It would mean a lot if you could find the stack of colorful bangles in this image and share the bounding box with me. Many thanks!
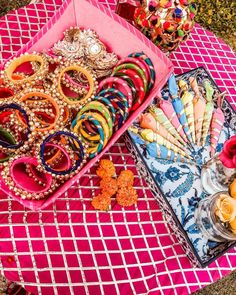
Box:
[0,45,155,200]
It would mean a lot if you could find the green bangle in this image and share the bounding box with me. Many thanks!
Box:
[77,101,113,138]
[113,63,148,93]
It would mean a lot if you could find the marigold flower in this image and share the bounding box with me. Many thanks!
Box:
[96,159,116,178]
[100,177,118,196]
[117,170,134,188]
[116,186,138,207]
[91,193,111,211]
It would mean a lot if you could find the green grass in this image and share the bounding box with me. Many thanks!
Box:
[0,0,30,17]
[195,0,236,50]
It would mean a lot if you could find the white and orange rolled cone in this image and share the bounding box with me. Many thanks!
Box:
[138,113,188,151]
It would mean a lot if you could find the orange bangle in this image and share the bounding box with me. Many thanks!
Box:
[19,91,61,132]
[4,54,48,86]
[57,65,97,107]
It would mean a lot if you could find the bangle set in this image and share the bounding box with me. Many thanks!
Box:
[0,27,155,200]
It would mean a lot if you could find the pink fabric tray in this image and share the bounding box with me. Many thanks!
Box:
[0,0,173,211]
[0,1,236,295]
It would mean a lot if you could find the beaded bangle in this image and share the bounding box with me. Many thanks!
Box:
[57,65,97,107]
[0,102,34,152]
[98,77,132,109]
[44,143,72,172]
[128,52,155,92]
[0,127,16,147]
[64,73,90,92]
[19,91,61,132]
[77,101,113,138]
[1,155,57,200]
[3,53,48,87]
[113,63,148,93]
[39,130,86,177]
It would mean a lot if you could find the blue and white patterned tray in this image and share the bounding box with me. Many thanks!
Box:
[125,67,236,267]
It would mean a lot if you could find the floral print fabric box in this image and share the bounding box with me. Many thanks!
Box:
[125,67,236,267]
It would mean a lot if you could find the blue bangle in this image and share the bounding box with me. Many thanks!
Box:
[72,114,105,159]
[39,130,85,176]
[93,96,116,124]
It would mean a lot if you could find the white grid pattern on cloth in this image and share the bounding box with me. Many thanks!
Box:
[0,0,235,294]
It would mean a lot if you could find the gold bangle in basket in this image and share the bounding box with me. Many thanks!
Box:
[57,65,97,107]
[4,53,48,86]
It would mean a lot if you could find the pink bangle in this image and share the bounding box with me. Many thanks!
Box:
[114,68,145,111]
[98,77,133,109]
[64,73,90,91]
[10,156,53,194]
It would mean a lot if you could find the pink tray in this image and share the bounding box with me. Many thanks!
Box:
[0,0,173,211]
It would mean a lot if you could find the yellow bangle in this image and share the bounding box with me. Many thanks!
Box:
[57,65,97,107]
[73,112,110,154]
[4,54,48,86]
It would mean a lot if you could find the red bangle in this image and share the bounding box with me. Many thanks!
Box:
[114,68,145,111]
[98,77,133,109]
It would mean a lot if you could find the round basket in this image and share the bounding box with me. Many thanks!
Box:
[134,0,197,53]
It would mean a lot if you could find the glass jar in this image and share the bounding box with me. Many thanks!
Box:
[195,192,236,242]
[201,154,236,195]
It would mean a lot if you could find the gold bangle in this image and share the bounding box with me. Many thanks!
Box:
[57,65,97,107]
[4,53,48,86]
[19,91,61,132]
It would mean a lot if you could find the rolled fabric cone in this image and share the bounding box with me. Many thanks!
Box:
[146,142,194,164]
[200,80,215,146]
[203,79,214,102]
[200,101,214,146]
[138,113,189,152]
[168,74,193,144]
[158,99,189,143]
[149,105,186,147]
[189,77,206,145]
[140,128,192,159]
[210,106,225,157]
[179,80,195,144]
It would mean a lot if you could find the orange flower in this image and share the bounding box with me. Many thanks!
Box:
[91,193,111,211]
[100,177,118,196]
[116,186,138,207]
[96,159,116,179]
[117,170,134,188]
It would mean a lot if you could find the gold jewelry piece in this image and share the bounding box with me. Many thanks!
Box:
[52,27,118,79]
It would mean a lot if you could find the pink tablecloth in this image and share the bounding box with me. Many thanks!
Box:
[0,1,236,294]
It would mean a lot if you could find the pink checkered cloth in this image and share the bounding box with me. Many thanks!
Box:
[0,1,236,295]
